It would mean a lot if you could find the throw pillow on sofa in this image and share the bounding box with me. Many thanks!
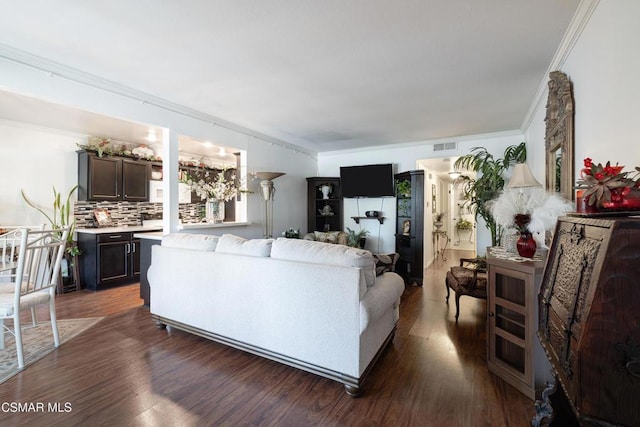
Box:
[271,237,376,287]
[313,230,341,243]
[372,253,400,276]
[162,233,219,251]
[215,234,273,257]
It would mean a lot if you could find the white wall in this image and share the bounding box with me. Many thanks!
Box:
[524,1,640,192]
[318,132,524,255]
[0,122,83,225]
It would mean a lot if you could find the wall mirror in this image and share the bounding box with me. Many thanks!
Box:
[545,71,575,201]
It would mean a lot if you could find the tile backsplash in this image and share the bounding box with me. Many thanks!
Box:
[74,201,205,228]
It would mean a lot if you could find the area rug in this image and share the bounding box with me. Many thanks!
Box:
[0,317,104,384]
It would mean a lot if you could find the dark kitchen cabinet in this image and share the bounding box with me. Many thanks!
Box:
[139,237,161,306]
[78,232,140,291]
[78,150,150,202]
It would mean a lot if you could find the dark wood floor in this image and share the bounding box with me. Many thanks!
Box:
[0,250,534,426]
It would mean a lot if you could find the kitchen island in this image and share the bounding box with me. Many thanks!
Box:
[76,226,161,291]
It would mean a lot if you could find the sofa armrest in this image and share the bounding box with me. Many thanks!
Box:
[359,272,404,333]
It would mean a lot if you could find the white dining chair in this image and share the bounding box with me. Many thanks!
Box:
[0,227,69,369]
[0,224,46,294]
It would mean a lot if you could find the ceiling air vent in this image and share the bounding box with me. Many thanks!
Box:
[433,142,457,152]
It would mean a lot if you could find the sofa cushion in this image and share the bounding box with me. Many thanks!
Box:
[162,233,219,251]
[271,238,376,286]
[215,234,273,257]
[372,253,400,276]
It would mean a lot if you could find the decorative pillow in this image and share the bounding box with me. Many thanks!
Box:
[271,238,376,286]
[373,253,400,276]
[162,233,219,251]
[215,234,273,257]
[313,231,341,243]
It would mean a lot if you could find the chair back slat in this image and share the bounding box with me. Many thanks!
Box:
[1,229,23,263]
[12,227,69,299]
[1,225,46,283]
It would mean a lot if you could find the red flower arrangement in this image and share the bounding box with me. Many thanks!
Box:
[577,158,640,210]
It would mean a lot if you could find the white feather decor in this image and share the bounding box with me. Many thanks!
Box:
[489,188,573,247]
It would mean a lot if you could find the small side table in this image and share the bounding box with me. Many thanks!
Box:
[432,230,448,261]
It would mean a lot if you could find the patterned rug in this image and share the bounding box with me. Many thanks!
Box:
[0,317,104,384]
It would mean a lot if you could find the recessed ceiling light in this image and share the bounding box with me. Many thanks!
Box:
[218,148,226,156]
[448,171,461,179]
[202,141,214,148]
[147,129,157,142]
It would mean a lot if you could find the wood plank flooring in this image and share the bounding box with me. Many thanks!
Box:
[0,250,534,426]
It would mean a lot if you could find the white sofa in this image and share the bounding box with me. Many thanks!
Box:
[147,233,405,396]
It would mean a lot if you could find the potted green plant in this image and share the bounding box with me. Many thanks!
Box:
[456,218,473,230]
[433,212,446,229]
[395,179,411,216]
[395,179,411,198]
[453,142,527,246]
[346,227,370,248]
[21,185,82,290]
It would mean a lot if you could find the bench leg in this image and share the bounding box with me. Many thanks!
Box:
[445,280,451,302]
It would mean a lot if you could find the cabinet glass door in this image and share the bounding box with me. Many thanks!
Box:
[489,268,528,377]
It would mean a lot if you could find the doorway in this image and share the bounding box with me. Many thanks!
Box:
[416,157,477,268]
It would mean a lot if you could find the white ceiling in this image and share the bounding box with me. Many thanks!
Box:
[0,0,579,153]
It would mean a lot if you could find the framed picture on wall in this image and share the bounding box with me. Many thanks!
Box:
[432,184,437,213]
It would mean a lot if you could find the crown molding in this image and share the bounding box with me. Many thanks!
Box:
[520,0,600,131]
[318,129,523,157]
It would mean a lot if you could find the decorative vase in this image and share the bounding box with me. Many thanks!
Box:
[434,221,443,230]
[514,213,536,258]
[517,231,537,258]
[205,199,225,223]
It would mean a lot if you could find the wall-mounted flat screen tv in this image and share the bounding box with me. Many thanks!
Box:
[340,163,395,198]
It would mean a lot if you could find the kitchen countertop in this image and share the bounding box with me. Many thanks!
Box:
[178,221,250,230]
[76,225,162,234]
[133,231,163,240]
[77,221,250,235]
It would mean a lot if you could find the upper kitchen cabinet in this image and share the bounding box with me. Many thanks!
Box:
[78,150,150,202]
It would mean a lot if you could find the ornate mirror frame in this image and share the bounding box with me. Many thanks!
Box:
[545,71,575,201]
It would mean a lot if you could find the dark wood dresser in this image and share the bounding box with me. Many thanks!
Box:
[538,215,640,426]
